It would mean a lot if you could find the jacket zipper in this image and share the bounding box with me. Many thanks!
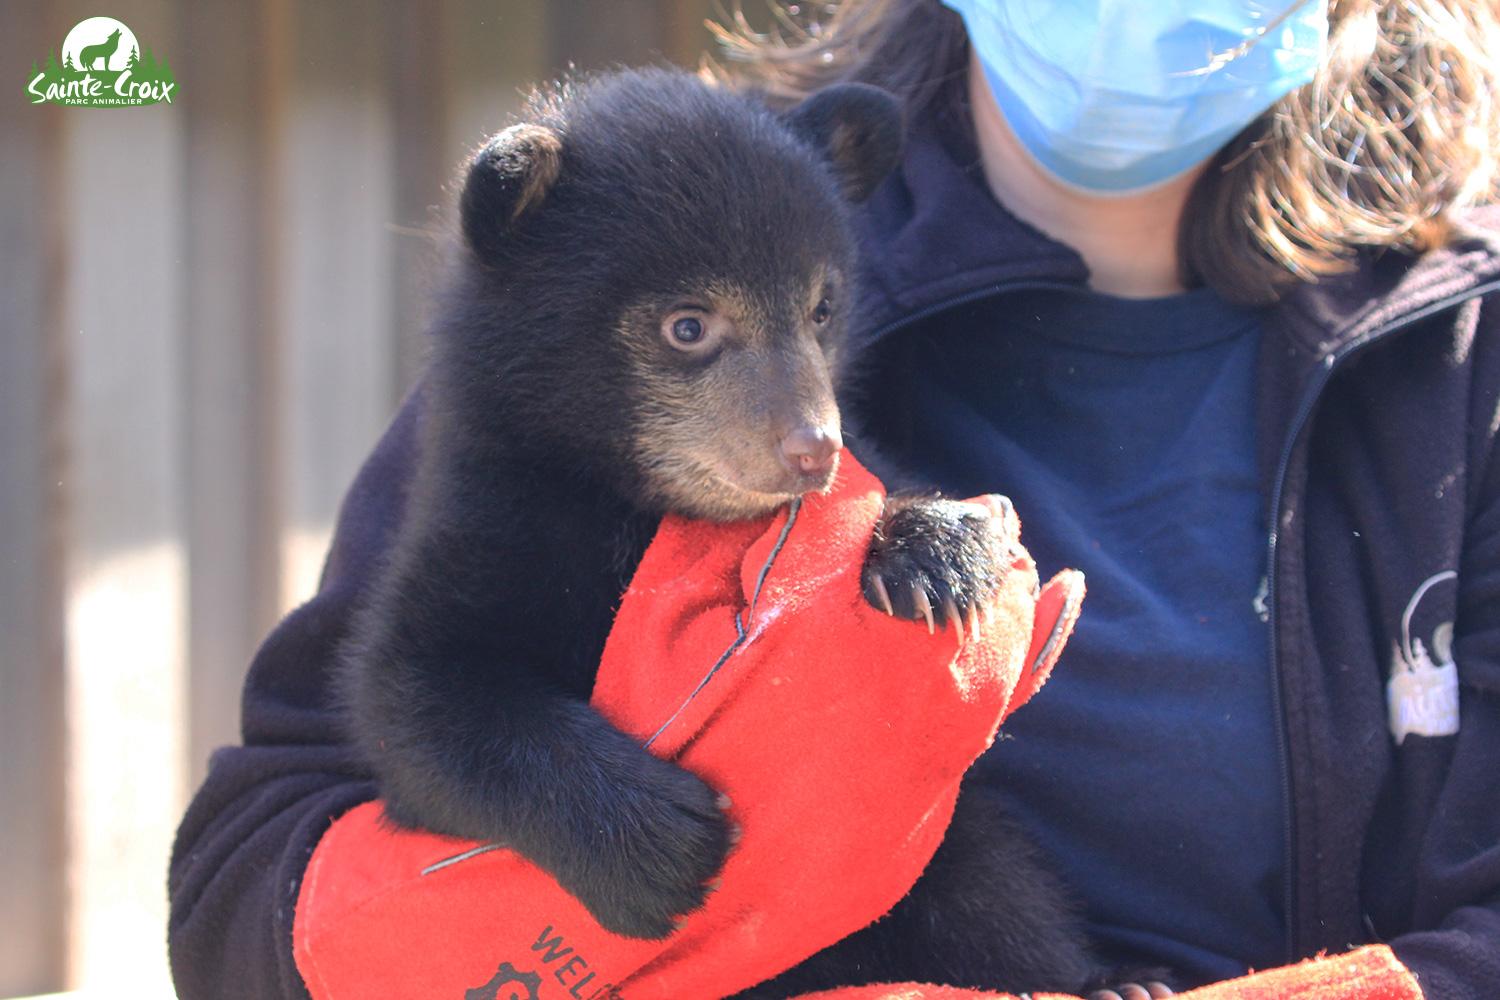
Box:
[1264,276,1500,961]
[866,275,1500,966]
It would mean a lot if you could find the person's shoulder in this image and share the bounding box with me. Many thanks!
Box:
[1447,205,1500,324]
[1440,207,1500,400]
[1405,204,1500,316]
[1447,202,1500,251]
[1454,201,1500,227]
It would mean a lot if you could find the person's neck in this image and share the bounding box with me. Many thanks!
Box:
[966,51,1204,299]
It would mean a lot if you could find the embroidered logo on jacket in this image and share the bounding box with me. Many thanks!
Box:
[1387,570,1460,744]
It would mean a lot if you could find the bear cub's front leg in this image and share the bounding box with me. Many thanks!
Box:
[360,645,734,941]
[516,704,734,940]
[862,494,1015,634]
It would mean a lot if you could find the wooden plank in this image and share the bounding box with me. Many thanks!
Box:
[442,0,549,154]
[541,0,716,72]
[177,0,290,791]
[661,0,716,69]
[546,0,663,70]
[56,0,186,990]
[0,4,71,992]
[274,1,399,609]
[385,0,451,400]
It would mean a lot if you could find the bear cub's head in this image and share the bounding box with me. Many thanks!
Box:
[446,68,902,521]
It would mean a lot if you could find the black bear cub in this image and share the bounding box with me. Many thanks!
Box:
[341,68,1108,996]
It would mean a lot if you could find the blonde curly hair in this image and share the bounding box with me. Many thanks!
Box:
[706,0,1500,305]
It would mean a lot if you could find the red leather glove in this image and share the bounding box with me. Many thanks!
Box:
[791,944,1422,1000]
[293,453,1084,1000]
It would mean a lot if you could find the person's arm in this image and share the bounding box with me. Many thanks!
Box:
[784,946,1420,999]
[1380,308,1500,999]
[285,449,1084,1000]
[167,388,424,1000]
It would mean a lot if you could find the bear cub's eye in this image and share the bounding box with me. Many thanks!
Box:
[661,307,723,354]
[812,298,832,325]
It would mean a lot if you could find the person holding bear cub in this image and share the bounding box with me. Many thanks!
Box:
[169,1,1500,998]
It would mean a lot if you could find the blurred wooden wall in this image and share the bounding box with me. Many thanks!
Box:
[0,1,721,994]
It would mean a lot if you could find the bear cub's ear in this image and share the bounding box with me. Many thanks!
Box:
[783,83,903,203]
[460,123,564,260]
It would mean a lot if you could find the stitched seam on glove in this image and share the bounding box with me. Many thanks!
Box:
[645,496,802,751]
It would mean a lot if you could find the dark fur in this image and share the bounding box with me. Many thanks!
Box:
[340,67,1113,994]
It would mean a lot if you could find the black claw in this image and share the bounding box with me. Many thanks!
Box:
[861,495,1011,630]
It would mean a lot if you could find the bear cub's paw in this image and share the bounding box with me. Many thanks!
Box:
[559,748,733,939]
[1084,968,1179,1000]
[861,494,1015,638]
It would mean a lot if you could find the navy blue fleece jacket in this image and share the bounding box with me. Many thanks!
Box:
[167,117,1500,999]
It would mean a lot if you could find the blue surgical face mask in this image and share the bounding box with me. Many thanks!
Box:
[942,0,1329,194]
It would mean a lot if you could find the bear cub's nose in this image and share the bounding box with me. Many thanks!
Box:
[780,424,843,478]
